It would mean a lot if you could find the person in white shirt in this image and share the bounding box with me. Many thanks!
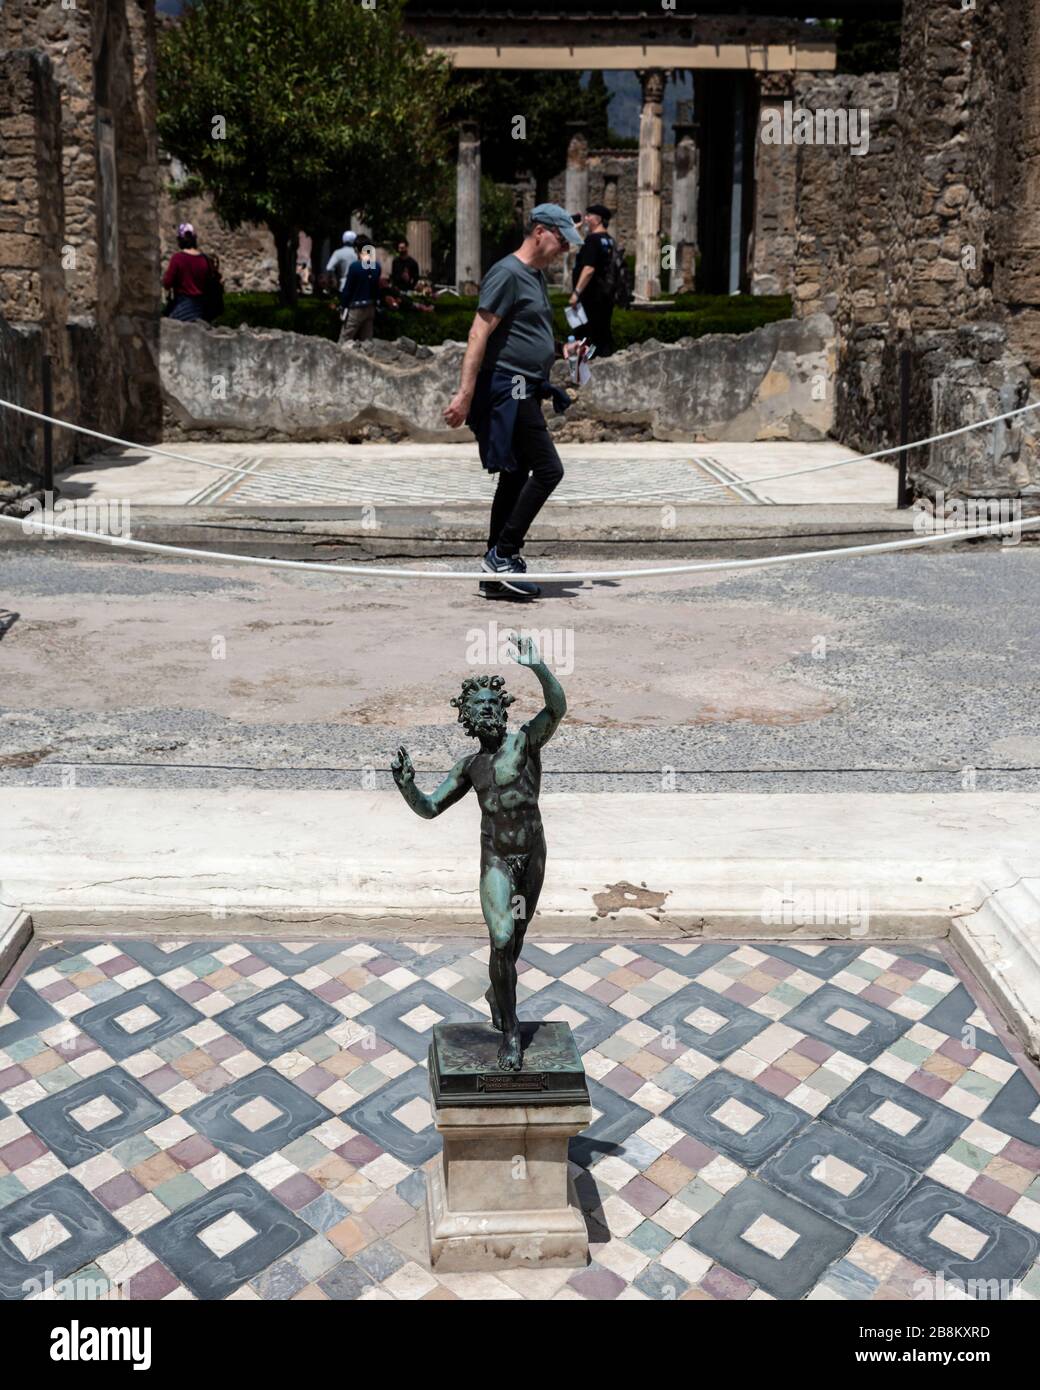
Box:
[326,231,358,292]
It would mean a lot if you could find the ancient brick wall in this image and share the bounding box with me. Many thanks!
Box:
[1,0,162,451]
[159,154,279,294]
[0,48,75,492]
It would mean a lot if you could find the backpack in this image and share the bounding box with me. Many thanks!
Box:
[200,253,225,322]
[601,239,633,308]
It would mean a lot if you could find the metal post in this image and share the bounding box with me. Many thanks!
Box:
[41,353,54,493]
[897,347,912,508]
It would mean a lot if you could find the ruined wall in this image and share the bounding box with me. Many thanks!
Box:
[159,154,278,294]
[750,74,798,297]
[0,48,75,495]
[0,0,162,451]
[878,0,1040,495]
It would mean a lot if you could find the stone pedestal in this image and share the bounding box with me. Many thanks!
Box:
[426,1099,592,1272]
[406,217,432,279]
[425,1021,592,1272]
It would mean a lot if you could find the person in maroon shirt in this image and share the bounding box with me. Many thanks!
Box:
[162,223,214,322]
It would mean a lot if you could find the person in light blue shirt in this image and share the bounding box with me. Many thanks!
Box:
[326,230,358,292]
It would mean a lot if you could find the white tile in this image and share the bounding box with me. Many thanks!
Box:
[399,1004,443,1033]
[231,1097,283,1133]
[11,1214,71,1260]
[114,1005,161,1035]
[197,1211,257,1258]
[929,1214,988,1259]
[871,1099,921,1136]
[711,1098,763,1136]
[742,1213,800,1259]
[69,1095,122,1133]
[257,1004,303,1034]
[826,1008,870,1036]
[811,1154,865,1197]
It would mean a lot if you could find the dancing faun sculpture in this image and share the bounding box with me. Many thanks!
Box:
[391,634,565,1072]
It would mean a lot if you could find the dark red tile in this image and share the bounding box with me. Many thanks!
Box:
[126,1261,180,1300]
[587,979,624,1005]
[568,1264,626,1300]
[967,1174,1019,1215]
[313,979,349,1004]
[98,954,137,978]
[860,985,898,1008]
[167,1134,220,1169]
[38,980,76,1003]
[905,1070,950,1100]
[272,1172,323,1210]
[938,1037,978,1065]
[0,1132,49,1168]
[294,1065,334,1097]
[628,957,663,980]
[701,1263,754,1299]
[668,1135,718,1170]
[759,957,795,980]
[599,1064,643,1099]
[0,1064,30,1092]
[206,1034,246,1061]
[619,1175,669,1216]
[1003,1138,1040,1173]
[724,983,759,1006]
[754,1065,800,1098]
[94,1172,147,1211]
[794,1037,834,1063]
[337,1134,382,1165]
[177,980,212,1003]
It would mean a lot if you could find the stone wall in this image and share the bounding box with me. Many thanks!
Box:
[0,0,162,459]
[159,314,834,444]
[0,48,74,491]
[159,154,278,294]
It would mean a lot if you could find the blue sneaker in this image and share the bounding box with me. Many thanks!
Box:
[480,547,541,599]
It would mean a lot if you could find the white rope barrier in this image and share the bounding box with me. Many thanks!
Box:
[0,505,1034,583]
[2,395,1038,504]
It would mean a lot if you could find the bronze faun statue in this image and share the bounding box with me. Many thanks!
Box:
[391,634,565,1072]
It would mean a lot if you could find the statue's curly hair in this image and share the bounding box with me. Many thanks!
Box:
[450,674,514,736]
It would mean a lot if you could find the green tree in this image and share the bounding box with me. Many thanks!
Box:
[157,0,454,302]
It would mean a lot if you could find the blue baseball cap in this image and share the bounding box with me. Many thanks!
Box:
[531,203,584,247]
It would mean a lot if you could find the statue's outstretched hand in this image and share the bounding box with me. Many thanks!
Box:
[391,745,414,786]
[509,631,541,667]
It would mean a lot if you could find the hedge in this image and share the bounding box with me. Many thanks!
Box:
[214,291,793,350]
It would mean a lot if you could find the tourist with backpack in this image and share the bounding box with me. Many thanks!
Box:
[161,222,223,323]
[569,204,623,358]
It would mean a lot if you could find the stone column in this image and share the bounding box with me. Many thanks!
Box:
[564,125,589,216]
[750,73,797,296]
[455,119,481,294]
[670,99,699,293]
[406,217,432,279]
[635,68,666,301]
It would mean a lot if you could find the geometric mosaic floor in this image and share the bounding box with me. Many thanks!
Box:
[2,937,1039,1301]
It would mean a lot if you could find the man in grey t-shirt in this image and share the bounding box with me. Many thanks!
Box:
[444,204,584,599]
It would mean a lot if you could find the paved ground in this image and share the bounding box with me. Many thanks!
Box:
[1,934,1038,1302]
[55,442,896,508]
[0,544,1038,793]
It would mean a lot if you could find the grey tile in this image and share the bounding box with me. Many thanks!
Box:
[759,1121,917,1233]
[353,1239,405,1282]
[757,945,867,979]
[112,940,219,975]
[21,1067,172,1169]
[0,981,62,1050]
[76,980,204,1061]
[684,1175,856,1299]
[632,1261,689,1300]
[140,1174,312,1300]
[642,981,770,1060]
[629,943,737,977]
[980,1071,1040,1150]
[247,942,347,976]
[570,1077,653,1170]
[183,1067,333,1167]
[876,1179,1040,1287]
[664,1072,808,1168]
[517,980,627,1053]
[823,1071,970,1168]
[318,1258,375,1300]
[779,985,911,1062]
[355,980,482,1063]
[0,1175,127,1301]
[920,984,1012,1060]
[342,1066,440,1165]
[215,980,340,1061]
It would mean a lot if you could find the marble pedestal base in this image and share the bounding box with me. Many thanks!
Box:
[426,1100,593,1272]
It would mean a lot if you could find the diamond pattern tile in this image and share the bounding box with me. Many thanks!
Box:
[1,936,1038,1301]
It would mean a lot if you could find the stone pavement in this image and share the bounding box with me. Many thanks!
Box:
[1,934,1039,1301]
[56,441,896,508]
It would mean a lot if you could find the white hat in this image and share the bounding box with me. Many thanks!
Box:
[343,231,358,244]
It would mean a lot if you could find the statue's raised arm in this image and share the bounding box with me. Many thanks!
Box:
[509,632,566,750]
